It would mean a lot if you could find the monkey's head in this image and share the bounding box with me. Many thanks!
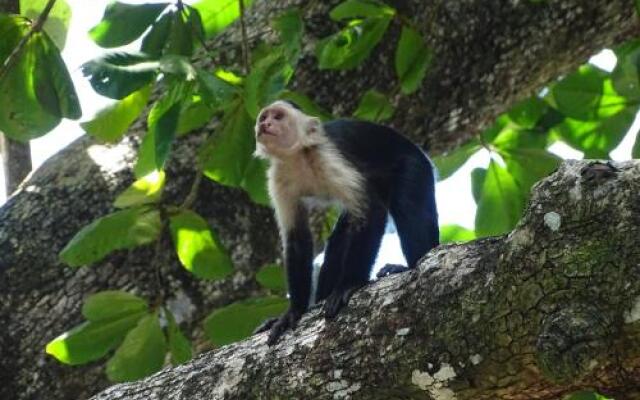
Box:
[254,100,324,159]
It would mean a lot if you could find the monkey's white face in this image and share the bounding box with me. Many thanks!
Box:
[255,101,306,158]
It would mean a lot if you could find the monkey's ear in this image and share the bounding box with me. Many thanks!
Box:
[306,117,322,135]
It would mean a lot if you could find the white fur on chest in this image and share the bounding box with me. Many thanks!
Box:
[268,142,365,233]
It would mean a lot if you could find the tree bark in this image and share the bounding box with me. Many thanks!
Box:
[0,0,33,197]
[0,1,638,399]
[91,160,640,400]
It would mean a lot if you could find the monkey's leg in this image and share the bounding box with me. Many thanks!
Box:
[316,211,351,303]
[324,203,387,319]
[390,157,439,268]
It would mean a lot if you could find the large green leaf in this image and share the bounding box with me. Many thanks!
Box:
[329,0,395,20]
[90,2,169,48]
[176,96,215,135]
[20,0,72,49]
[395,26,432,94]
[82,52,158,99]
[353,89,394,122]
[612,44,640,101]
[244,51,291,119]
[59,207,162,267]
[545,65,627,121]
[272,8,303,63]
[82,291,148,321]
[165,308,192,365]
[200,99,255,186]
[440,225,476,244]
[475,160,526,237]
[470,167,487,204]
[432,139,481,181]
[106,313,167,382]
[279,90,333,121]
[204,296,289,346]
[316,16,391,70]
[192,0,254,38]
[46,311,145,365]
[550,107,638,158]
[149,96,182,170]
[255,264,286,294]
[134,130,157,179]
[507,97,550,129]
[169,210,233,280]
[81,85,151,142]
[196,69,238,110]
[499,147,560,193]
[114,170,166,209]
[239,157,269,205]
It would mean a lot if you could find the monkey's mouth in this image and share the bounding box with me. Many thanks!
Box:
[258,129,276,137]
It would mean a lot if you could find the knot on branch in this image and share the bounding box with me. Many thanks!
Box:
[536,303,616,383]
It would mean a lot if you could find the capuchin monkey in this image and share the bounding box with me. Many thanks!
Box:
[254,100,439,345]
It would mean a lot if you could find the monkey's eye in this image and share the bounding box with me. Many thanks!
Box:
[274,112,284,120]
[259,114,266,122]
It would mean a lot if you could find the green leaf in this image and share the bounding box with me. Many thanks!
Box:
[165,9,193,57]
[177,96,215,135]
[89,2,169,48]
[470,167,486,204]
[256,264,286,293]
[46,311,145,365]
[60,207,162,267]
[507,97,549,129]
[395,26,432,94]
[545,65,627,121]
[432,139,481,181]
[20,0,72,49]
[272,8,303,62]
[169,210,233,280]
[329,0,395,20]
[440,225,476,244]
[612,44,640,101]
[133,130,157,179]
[114,170,166,208]
[204,296,289,346]
[633,129,640,159]
[196,69,238,110]
[316,16,391,70]
[499,148,560,193]
[82,52,158,99]
[192,0,255,38]
[279,90,333,121]
[106,313,167,382]
[149,98,182,170]
[244,51,291,119]
[82,291,148,321]
[550,107,638,158]
[81,85,151,142]
[200,99,255,186]
[353,89,394,122]
[475,160,526,237]
[140,11,173,57]
[240,157,270,205]
[165,308,192,365]
[565,391,599,400]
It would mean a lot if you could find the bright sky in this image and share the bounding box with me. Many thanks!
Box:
[0,4,635,272]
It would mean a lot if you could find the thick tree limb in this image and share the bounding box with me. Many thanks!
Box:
[0,0,638,399]
[92,160,640,400]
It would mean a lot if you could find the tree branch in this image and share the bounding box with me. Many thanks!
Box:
[91,160,640,400]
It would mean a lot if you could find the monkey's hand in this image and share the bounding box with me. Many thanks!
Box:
[324,285,364,319]
[255,308,303,346]
[376,263,410,278]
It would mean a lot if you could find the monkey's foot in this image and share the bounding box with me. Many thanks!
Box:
[324,285,363,319]
[376,263,409,278]
[256,308,303,346]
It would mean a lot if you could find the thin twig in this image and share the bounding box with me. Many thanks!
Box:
[180,171,203,210]
[0,0,57,81]
[238,0,250,74]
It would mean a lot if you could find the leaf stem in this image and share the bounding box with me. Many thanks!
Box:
[0,0,57,81]
[238,0,250,74]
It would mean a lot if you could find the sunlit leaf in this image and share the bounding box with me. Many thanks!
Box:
[500,147,560,192]
[114,170,166,209]
[475,160,526,237]
[59,207,162,267]
[329,0,395,20]
[169,210,233,280]
[432,139,481,181]
[81,85,151,142]
[177,96,215,135]
[192,0,254,38]
[440,225,476,244]
[82,52,158,99]
[316,16,391,70]
[82,291,148,321]
[256,264,286,294]
[165,308,192,365]
[20,0,72,49]
[507,97,550,129]
[204,296,289,346]
[196,69,238,110]
[353,89,394,122]
[106,313,167,382]
[89,2,169,48]
[395,26,432,94]
[46,311,145,365]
